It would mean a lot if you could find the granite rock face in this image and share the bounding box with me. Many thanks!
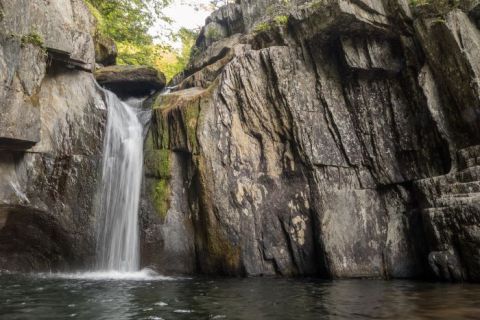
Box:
[95,65,166,98]
[143,0,480,281]
[0,0,107,271]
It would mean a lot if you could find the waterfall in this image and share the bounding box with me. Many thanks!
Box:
[94,90,150,272]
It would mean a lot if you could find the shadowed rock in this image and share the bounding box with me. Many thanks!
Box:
[95,65,166,97]
[94,34,117,66]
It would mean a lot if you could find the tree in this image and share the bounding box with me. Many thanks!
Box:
[86,0,172,66]
[85,0,201,80]
[154,28,198,80]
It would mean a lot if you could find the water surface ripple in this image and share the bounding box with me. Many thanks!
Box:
[1,274,479,320]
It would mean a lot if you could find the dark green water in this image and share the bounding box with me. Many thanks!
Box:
[1,272,480,320]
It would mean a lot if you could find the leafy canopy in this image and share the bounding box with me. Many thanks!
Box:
[85,0,197,80]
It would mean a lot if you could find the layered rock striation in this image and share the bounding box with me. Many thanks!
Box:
[143,0,480,281]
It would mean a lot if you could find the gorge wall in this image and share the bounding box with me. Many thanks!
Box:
[1,0,480,283]
[0,0,108,271]
[142,0,480,281]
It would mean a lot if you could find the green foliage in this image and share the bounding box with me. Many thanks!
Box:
[85,0,197,80]
[154,28,198,80]
[85,0,170,45]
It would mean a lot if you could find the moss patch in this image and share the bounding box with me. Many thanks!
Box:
[152,149,171,219]
[157,149,171,178]
[182,100,200,153]
[154,85,217,154]
[207,229,241,273]
[153,179,170,219]
[274,15,289,26]
[253,15,290,34]
[20,32,44,48]
[253,22,272,33]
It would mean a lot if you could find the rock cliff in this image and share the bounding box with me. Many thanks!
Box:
[2,0,480,282]
[0,0,107,271]
[143,0,480,281]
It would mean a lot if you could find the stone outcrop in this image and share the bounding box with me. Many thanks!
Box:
[0,0,107,271]
[143,0,480,281]
[94,34,117,66]
[95,65,166,98]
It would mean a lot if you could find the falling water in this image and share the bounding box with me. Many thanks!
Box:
[94,90,150,272]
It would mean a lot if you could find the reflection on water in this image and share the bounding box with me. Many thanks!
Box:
[1,273,480,320]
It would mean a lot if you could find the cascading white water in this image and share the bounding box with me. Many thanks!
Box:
[94,90,149,272]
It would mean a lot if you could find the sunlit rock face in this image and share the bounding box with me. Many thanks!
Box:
[145,0,480,281]
[0,0,107,271]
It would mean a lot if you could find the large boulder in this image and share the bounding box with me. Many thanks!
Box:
[95,65,166,97]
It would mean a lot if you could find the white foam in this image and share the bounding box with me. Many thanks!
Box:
[174,309,194,313]
[36,268,178,281]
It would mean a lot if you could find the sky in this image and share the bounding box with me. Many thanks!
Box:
[151,0,213,48]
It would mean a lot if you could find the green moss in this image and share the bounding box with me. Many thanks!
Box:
[253,22,272,33]
[253,15,289,34]
[152,149,171,219]
[207,229,241,273]
[150,108,170,149]
[157,149,170,178]
[160,117,170,149]
[274,15,289,26]
[183,100,200,153]
[153,179,170,219]
[20,32,44,48]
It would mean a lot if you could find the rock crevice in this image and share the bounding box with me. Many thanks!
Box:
[142,0,480,281]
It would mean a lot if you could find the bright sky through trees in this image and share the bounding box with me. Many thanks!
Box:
[86,0,220,79]
[154,0,212,48]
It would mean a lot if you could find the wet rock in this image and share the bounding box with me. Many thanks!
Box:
[143,0,480,282]
[95,65,166,97]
